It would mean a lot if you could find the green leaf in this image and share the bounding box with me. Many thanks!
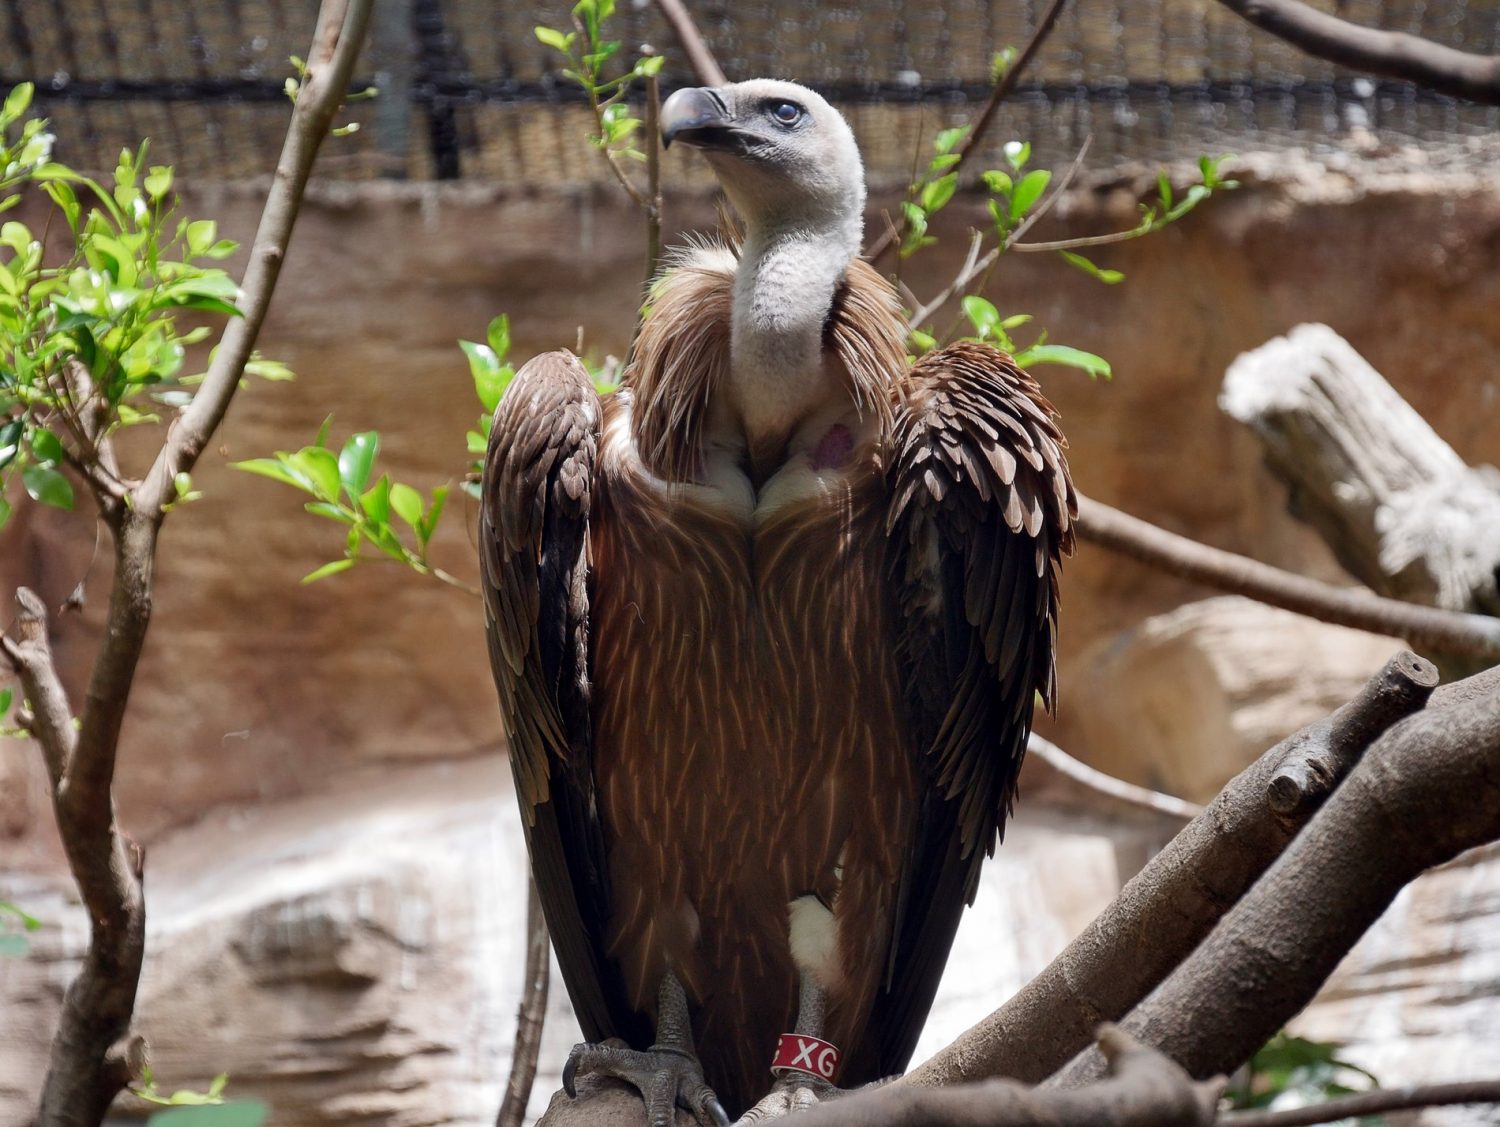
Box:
[144,165,173,202]
[0,418,23,469]
[960,295,1001,341]
[0,900,39,929]
[360,476,391,524]
[418,484,449,546]
[185,220,217,257]
[534,26,575,52]
[1059,250,1124,284]
[30,428,65,466]
[933,127,967,155]
[389,482,423,527]
[288,447,341,502]
[485,313,511,361]
[1,83,34,127]
[302,559,356,584]
[907,329,936,355]
[338,431,379,495]
[634,54,665,77]
[146,1101,268,1127]
[1017,343,1112,380]
[1157,171,1173,210]
[0,689,10,716]
[919,172,958,214]
[314,415,334,449]
[22,464,73,509]
[1009,168,1051,220]
[1003,140,1030,171]
[462,340,511,413]
[230,458,307,491]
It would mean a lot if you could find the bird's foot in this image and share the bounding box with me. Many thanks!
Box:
[733,1073,849,1124]
[564,1039,730,1127]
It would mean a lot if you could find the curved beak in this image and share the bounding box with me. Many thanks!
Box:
[661,86,736,149]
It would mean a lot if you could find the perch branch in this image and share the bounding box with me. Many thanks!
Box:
[1049,674,1500,1087]
[497,877,551,1127]
[791,1027,1219,1127]
[1,588,77,788]
[651,0,726,86]
[33,4,375,1123]
[1212,0,1500,104]
[867,0,1071,264]
[903,651,1436,1088]
[1076,494,1500,659]
[1220,1080,1500,1127]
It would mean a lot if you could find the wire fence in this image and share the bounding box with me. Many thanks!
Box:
[3,0,1498,186]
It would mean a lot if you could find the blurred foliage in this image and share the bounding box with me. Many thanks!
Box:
[1225,1032,1386,1126]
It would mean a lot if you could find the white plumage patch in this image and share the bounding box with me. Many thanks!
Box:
[787,895,842,989]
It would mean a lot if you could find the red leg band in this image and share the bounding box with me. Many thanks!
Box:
[771,1033,840,1081]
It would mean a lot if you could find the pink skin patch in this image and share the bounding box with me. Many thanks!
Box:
[809,424,853,471]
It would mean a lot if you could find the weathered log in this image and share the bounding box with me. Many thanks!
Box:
[1220,323,1500,674]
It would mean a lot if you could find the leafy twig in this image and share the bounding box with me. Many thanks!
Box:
[1220,1079,1500,1127]
[866,0,1072,264]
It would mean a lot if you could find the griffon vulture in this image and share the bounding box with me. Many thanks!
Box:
[481,79,1075,1123]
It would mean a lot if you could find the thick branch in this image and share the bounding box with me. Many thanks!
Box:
[651,0,726,86]
[497,877,551,1127]
[1213,0,1500,104]
[136,0,375,519]
[1050,676,1500,1087]
[794,1028,1219,1127]
[903,651,1435,1088]
[34,5,374,1123]
[1076,494,1500,659]
[1220,1080,1500,1127]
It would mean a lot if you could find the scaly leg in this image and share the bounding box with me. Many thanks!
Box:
[735,975,851,1124]
[563,972,730,1127]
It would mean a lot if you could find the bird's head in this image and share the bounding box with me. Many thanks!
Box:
[661,79,865,249]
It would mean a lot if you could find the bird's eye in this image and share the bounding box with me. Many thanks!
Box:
[770,102,803,126]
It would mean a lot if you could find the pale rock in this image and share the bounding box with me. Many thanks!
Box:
[1066,595,1402,803]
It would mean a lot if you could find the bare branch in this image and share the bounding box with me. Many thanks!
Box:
[1,587,77,789]
[793,1027,1220,1127]
[1050,676,1500,1087]
[1076,494,1500,660]
[1213,0,1500,104]
[497,877,551,1127]
[136,0,375,519]
[643,54,665,286]
[866,0,1071,265]
[1220,1080,1500,1127]
[651,0,727,86]
[903,652,1436,1089]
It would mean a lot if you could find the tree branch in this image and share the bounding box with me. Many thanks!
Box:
[33,4,375,1123]
[497,877,551,1127]
[1049,674,1500,1087]
[790,1027,1220,1127]
[1212,0,1500,105]
[867,0,1071,265]
[1220,1079,1500,1127]
[1,587,77,789]
[903,651,1436,1089]
[1076,494,1500,660]
[651,0,726,87]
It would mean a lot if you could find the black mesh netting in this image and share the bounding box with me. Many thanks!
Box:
[3,0,1498,185]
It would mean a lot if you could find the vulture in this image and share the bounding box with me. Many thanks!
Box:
[481,79,1075,1123]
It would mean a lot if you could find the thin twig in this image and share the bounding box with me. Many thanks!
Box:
[866,0,1072,265]
[907,137,1091,329]
[497,877,551,1127]
[651,0,727,86]
[1213,0,1500,104]
[643,52,664,284]
[1076,493,1500,659]
[1220,1080,1500,1127]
